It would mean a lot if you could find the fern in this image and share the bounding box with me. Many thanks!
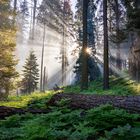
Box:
[0,105,140,140]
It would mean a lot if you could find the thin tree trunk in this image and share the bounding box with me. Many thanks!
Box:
[14,0,17,12]
[81,0,89,90]
[62,0,68,86]
[29,7,33,39]
[13,0,17,24]
[108,0,112,33]
[40,23,46,92]
[114,0,121,70]
[5,86,9,99]
[62,0,66,86]
[103,0,109,89]
[32,0,37,40]
[43,66,46,92]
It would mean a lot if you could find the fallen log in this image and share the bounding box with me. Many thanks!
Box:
[47,93,140,113]
[0,106,49,119]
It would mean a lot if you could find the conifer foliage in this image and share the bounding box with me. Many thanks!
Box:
[0,0,18,99]
[21,51,39,94]
[74,0,100,85]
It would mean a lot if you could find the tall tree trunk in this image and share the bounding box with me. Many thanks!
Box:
[32,0,37,40]
[103,0,109,89]
[14,0,17,12]
[43,66,46,92]
[4,86,9,100]
[81,0,89,90]
[13,0,17,24]
[62,0,66,86]
[114,0,121,70]
[108,0,112,33]
[135,0,140,9]
[40,23,46,92]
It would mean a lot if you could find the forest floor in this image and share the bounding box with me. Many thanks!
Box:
[1,77,140,139]
[1,92,140,119]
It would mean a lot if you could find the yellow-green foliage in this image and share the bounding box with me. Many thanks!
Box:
[0,91,55,108]
[0,0,18,99]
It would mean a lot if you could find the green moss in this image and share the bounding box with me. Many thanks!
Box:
[0,91,55,108]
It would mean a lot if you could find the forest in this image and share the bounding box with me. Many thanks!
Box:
[0,0,140,139]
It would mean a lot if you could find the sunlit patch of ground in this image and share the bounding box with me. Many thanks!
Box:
[0,91,56,108]
[63,77,140,96]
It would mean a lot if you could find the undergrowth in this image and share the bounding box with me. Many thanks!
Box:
[1,76,139,109]
[1,77,140,139]
[64,77,140,95]
[0,104,140,140]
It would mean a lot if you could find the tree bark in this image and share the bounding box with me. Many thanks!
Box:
[14,0,17,12]
[48,93,140,113]
[40,23,46,92]
[81,0,89,90]
[62,0,67,86]
[0,106,49,119]
[13,0,17,24]
[114,0,121,70]
[32,0,37,40]
[43,66,46,92]
[103,0,109,89]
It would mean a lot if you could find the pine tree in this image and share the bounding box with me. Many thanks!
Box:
[0,0,18,99]
[21,51,39,94]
